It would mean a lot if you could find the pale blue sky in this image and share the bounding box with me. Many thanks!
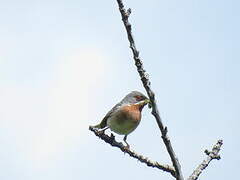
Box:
[0,0,239,180]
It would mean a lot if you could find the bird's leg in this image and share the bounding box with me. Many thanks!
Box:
[123,135,130,149]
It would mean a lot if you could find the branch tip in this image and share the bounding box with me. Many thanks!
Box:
[127,8,131,16]
[204,149,210,155]
[188,139,223,180]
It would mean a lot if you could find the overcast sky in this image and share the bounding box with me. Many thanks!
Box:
[0,0,239,180]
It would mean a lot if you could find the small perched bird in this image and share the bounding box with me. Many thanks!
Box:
[92,91,150,148]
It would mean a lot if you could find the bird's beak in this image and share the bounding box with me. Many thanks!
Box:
[144,99,150,104]
[144,98,152,108]
[138,99,150,106]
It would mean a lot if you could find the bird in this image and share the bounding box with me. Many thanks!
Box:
[92,91,150,148]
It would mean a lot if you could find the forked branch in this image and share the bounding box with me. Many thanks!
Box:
[89,1,223,180]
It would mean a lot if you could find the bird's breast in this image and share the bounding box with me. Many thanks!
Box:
[107,104,142,135]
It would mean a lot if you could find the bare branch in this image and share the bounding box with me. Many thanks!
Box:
[89,1,223,180]
[89,126,176,176]
[187,140,223,180]
[116,0,184,179]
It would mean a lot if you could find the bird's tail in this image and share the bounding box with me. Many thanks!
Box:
[91,123,102,129]
[90,117,107,129]
[90,122,106,129]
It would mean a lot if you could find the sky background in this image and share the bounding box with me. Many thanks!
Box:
[0,0,239,180]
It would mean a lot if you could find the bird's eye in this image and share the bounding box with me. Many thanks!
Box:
[134,95,143,101]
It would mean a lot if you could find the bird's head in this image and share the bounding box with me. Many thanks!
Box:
[122,91,150,109]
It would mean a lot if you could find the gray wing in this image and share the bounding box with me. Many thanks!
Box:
[93,102,122,129]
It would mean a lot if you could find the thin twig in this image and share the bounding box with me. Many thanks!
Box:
[115,0,184,179]
[89,126,176,176]
[187,140,223,180]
